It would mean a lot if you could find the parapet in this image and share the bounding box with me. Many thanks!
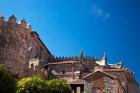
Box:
[0,15,32,30]
[50,56,98,63]
[0,16,5,23]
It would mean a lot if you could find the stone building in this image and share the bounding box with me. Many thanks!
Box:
[0,15,139,93]
[0,15,51,78]
[0,15,30,77]
[44,52,139,93]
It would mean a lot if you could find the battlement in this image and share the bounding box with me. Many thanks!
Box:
[50,55,99,62]
[0,15,53,78]
[0,15,31,31]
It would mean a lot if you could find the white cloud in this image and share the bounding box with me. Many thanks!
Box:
[90,5,110,20]
[96,9,103,16]
[104,13,110,19]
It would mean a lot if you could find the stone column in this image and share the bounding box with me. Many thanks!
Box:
[76,87,81,93]
[72,90,75,93]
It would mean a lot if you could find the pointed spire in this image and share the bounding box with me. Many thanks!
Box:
[80,50,84,62]
[102,51,107,65]
[102,51,107,60]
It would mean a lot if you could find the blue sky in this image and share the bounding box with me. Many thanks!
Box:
[0,0,140,84]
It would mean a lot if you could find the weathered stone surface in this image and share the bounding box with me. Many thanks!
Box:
[0,17,30,78]
[0,15,52,78]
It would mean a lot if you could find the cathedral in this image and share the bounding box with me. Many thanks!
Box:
[0,15,139,93]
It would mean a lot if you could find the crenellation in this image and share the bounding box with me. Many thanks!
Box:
[19,18,26,26]
[25,23,32,30]
[50,55,97,63]
[0,16,5,24]
[0,15,31,32]
[71,56,74,60]
[8,15,16,24]
[68,57,72,60]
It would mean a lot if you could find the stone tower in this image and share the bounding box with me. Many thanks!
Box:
[0,15,31,78]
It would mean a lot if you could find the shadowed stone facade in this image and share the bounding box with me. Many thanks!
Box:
[45,57,140,93]
[0,15,30,77]
[0,15,51,78]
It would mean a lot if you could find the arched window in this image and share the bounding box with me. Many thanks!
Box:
[31,63,34,69]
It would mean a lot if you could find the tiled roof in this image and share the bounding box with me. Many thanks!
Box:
[68,79,85,84]
[83,71,117,79]
[44,61,80,66]
[106,72,127,81]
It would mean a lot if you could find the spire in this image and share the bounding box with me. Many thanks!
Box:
[80,50,84,62]
[102,51,107,65]
[102,51,107,60]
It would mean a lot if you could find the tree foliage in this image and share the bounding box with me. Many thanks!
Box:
[16,76,72,93]
[16,76,47,93]
[0,64,72,93]
[47,79,72,93]
[0,64,17,93]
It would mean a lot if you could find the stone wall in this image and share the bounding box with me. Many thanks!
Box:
[29,32,52,65]
[0,15,31,78]
[0,15,52,78]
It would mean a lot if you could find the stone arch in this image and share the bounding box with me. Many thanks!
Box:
[31,63,34,69]
[29,58,39,70]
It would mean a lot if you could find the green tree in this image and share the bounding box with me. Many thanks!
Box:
[0,64,17,93]
[47,79,72,93]
[16,76,47,93]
